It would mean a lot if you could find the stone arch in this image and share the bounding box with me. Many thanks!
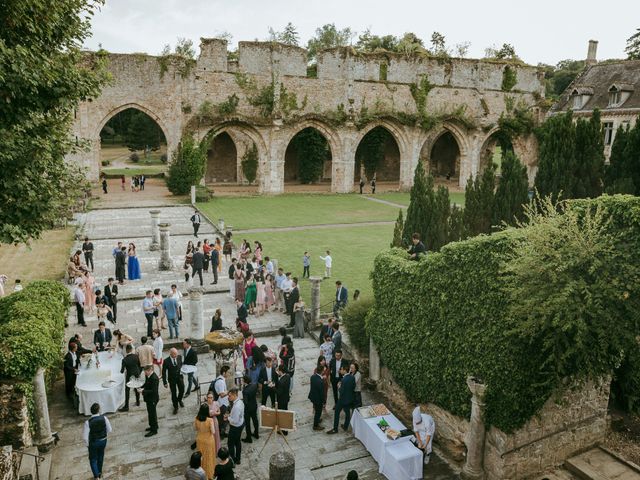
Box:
[478,127,515,174]
[354,120,408,185]
[419,122,470,186]
[281,122,342,183]
[96,102,170,141]
[203,120,268,187]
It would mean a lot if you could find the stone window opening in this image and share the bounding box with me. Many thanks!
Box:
[379,63,388,82]
[608,87,621,107]
[603,122,614,146]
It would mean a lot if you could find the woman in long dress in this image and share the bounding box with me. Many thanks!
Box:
[244,273,257,315]
[253,241,263,263]
[214,238,223,273]
[242,331,257,371]
[222,234,233,262]
[205,392,221,450]
[234,266,245,303]
[127,243,141,280]
[293,300,306,338]
[83,271,96,314]
[194,403,216,479]
[264,274,275,311]
[113,330,134,356]
[255,276,266,316]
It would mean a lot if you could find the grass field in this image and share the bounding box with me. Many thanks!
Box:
[255,224,395,306]
[101,166,167,176]
[368,191,465,206]
[198,194,400,230]
[100,144,167,164]
[0,228,74,287]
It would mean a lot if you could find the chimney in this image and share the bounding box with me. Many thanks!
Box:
[586,40,598,66]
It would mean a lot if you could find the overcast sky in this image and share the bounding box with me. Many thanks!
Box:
[84,0,639,65]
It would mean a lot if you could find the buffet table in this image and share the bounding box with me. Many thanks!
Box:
[76,351,125,415]
[352,407,423,480]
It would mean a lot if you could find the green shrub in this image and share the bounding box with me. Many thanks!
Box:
[369,195,640,432]
[129,152,139,163]
[195,185,214,202]
[241,143,258,185]
[0,281,69,380]
[341,298,373,357]
[166,135,207,195]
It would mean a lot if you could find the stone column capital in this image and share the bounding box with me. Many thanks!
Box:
[149,209,161,216]
[308,276,323,285]
[159,222,171,230]
[187,286,205,299]
[466,376,487,404]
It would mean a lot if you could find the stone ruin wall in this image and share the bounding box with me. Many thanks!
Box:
[69,38,546,192]
[376,365,610,479]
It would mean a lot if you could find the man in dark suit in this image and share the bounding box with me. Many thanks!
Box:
[183,338,198,397]
[192,247,205,286]
[332,322,343,352]
[258,356,277,407]
[319,318,334,346]
[308,364,326,430]
[115,247,127,284]
[119,344,141,412]
[162,348,185,414]
[68,333,93,355]
[140,366,159,437]
[104,278,118,323]
[327,364,355,434]
[241,375,259,443]
[287,278,300,327]
[333,281,348,318]
[236,300,248,324]
[210,248,219,285]
[275,365,291,436]
[93,322,112,351]
[329,350,345,406]
[64,342,80,401]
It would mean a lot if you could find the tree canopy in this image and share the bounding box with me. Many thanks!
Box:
[268,22,300,46]
[626,28,640,60]
[306,23,353,61]
[0,0,109,243]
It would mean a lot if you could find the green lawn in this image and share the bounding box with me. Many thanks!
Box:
[198,194,399,230]
[368,191,465,206]
[255,224,395,307]
[102,166,166,176]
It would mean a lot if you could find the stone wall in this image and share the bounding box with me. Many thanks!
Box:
[0,381,31,450]
[70,39,545,192]
[375,365,609,479]
[0,446,17,480]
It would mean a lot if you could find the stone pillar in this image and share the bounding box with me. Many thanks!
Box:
[218,218,225,232]
[269,451,294,480]
[309,276,322,330]
[461,376,488,480]
[369,338,381,382]
[149,210,161,251]
[188,286,205,345]
[158,223,174,271]
[190,185,196,205]
[32,367,55,451]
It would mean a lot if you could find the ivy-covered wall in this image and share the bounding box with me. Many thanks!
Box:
[368,195,640,433]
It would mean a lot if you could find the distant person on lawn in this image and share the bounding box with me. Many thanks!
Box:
[408,232,426,260]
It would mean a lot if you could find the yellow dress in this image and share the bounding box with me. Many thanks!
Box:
[194,417,216,479]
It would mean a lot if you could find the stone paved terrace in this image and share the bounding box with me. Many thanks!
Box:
[51,203,457,479]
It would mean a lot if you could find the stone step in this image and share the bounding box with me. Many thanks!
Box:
[564,447,640,480]
[39,452,52,480]
[17,446,43,480]
[538,469,580,480]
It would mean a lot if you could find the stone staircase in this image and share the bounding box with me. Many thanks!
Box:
[564,446,640,480]
[16,447,51,480]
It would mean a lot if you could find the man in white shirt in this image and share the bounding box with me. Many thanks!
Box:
[83,402,113,479]
[142,290,155,337]
[412,404,436,463]
[265,256,274,275]
[136,336,155,368]
[209,365,230,437]
[274,268,286,312]
[151,330,163,376]
[74,284,87,327]
[319,250,332,278]
[227,388,245,465]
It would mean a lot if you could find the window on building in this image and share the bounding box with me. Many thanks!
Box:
[608,89,621,107]
[603,122,614,146]
[572,94,583,110]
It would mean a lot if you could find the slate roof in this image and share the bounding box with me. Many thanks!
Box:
[552,60,640,112]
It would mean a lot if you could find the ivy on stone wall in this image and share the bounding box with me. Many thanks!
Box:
[369,195,640,432]
[501,65,518,92]
[355,127,392,178]
[292,128,329,183]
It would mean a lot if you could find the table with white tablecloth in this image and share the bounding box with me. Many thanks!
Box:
[75,351,125,416]
[351,408,423,480]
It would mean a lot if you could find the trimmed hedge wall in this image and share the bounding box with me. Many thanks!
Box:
[341,298,373,357]
[0,281,69,380]
[368,195,640,432]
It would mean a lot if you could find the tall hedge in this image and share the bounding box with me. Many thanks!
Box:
[0,281,69,380]
[369,195,640,432]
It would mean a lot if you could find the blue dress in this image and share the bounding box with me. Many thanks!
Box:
[127,255,141,280]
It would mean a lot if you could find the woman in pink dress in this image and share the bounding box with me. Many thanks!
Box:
[253,241,263,263]
[206,392,221,449]
[83,271,96,314]
[234,265,246,302]
[256,276,266,316]
[264,274,275,311]
[242,331,257,370]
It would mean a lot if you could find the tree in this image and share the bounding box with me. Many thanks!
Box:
[428,186,451,251]
[355,128,391,178]
[355,29,399,52]
[292,129,328,183]
[241,143,258,184]
[390,209,404,248]
[534,111,575,200]
[539,59,586,100]
[125,111,163,154]
[485,43,519,61]
[402,162,433,244]
[464,164,496,236]
[493,151,529,227]
[306,24,353,61]
[430,32,450,57]
[605,124,634,194]
[626,28,640,60]
[160,37,195,59]
[572,109,605,198]
[166,135,208,195]
[269,22,299,46]
[0,0,109,243]
[396,32,426,55]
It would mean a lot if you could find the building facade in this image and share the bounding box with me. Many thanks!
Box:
[68,39,545,193]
